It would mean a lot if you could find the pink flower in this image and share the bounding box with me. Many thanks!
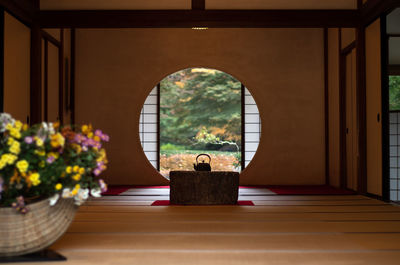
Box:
[24,136,33,144]
[95,130,103,137]
[99,179,107,193]
[95,130,110,142]
[46,156,55,164]
[102,134,110,142]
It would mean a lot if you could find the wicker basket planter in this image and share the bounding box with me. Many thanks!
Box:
[0,198,78,257]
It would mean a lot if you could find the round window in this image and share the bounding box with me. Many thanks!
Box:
[139,68,260,179]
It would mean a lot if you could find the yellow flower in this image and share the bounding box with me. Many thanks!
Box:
[79,167,85,175]
[87,132,94,139]
[48,152,59,159]
[5,124,13,130]
[55,183,62,190]
[14,121,22,130]
[93,135,100,142]
[35,149,45,156]
[7,137,14,146]
[2,154,17,165]
[39,161,45,168]
[73,165,79,173]
[50,133,65,148]
[96,149,107,162]
[65,166,72,174]
[72,174,81,181]
[71,184,80,196]
[35,138,44,147]
[81,124,92,135]
[9,141,20,155]
[29,173,41,186]
[72,144,82,154]
[22,124,29,131]
[9,128,21,139]
[16,160,29,173]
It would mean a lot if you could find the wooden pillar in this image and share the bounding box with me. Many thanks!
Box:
[30,23,41,124]
[356,26,367,194]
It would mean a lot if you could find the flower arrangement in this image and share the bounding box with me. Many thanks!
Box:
[0,113,109,213]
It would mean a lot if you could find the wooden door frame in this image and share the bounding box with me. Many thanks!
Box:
[41,29,64,124]
[381,14,390,201]
[339,41,357,189]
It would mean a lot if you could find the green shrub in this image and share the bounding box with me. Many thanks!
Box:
[160,143,185,151]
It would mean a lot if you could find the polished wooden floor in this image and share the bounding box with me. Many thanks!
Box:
[40,189,400,264]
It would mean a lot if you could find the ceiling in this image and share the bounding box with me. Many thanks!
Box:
[40,0,358,10]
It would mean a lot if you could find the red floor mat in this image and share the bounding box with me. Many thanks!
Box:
[151,200,254,206]
[266,185,356,195]
[101,185,132,195]
[102,185,170,195]
[103,185,355,196]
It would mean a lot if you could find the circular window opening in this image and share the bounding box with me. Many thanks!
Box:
[139,68,261,179]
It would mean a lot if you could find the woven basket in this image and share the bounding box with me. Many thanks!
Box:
[0,198,77,257]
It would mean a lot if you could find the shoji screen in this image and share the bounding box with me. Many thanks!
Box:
[243,86,261,167]
[389,111,400,200]
[139,86,159,170]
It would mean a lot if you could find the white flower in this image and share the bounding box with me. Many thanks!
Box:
[74,189,89,206]
[0,113,15,133]
[49,194,60,206]
[38,122,55,138]
[79,188,89,200]
[90,188,102,198]
[62,188,72,198]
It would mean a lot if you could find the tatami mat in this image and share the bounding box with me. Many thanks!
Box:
[26,187,400,265]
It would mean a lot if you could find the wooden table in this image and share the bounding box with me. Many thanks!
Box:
[169,171,239,205]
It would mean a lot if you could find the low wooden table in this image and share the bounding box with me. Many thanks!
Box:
[169,171,239,205]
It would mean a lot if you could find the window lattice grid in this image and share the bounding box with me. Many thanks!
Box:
[139,87,158,170]
[243,87,261,168]
[389,111,400,201]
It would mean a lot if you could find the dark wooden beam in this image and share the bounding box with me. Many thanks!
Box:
[192,0,205,10]
[324,27,330,185]
[30,23,41,124]
[0,8,4,113]
[357,0,363,10]
[41,29,61,47]
[356,26,367,194]
[44,40,48,121]
[70,28,75,125]
[0,0,37,25]
[381,14,390,201]
[59,28,64,125]
[389,65,400,75]
[340,41,357,55]
[339,28,347,189]
[39,10,359,28]
[362,0,400,26]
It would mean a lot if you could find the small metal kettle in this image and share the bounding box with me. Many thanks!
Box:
[194,154,211,171]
